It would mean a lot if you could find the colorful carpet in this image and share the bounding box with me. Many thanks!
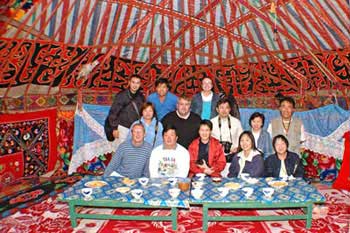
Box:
[0,183,348,233]
[0,109,58,184]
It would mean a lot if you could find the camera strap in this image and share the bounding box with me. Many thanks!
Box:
[218,116,233,143]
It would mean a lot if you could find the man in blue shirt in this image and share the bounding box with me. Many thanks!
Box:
[147,78,178,120]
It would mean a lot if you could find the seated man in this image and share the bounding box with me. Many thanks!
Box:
[147,78,178,120]
[162,95,201,148]
[188,120,226,177]
[103,123,152,178]
[265,135,304,178]
[149,125,190,178]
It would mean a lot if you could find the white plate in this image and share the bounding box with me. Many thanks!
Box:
[245,178,259,184]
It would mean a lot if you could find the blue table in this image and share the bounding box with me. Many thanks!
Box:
[58,176,190,230]
[190,177,325,231]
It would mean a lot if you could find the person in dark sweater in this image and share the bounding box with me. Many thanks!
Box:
[265,135,304,178]
[104,74,145,142]
[162,95,201,149]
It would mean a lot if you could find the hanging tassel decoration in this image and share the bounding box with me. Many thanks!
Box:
[270,1,278,41]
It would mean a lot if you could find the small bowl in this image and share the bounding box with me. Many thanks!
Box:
[138,177,149,186]
[240,173,250,180]
[192,188,204,200]
[196,173,206,181]
[217,187,229,197]
[169,188,181,199]
[242,187,254,198]
[168,177,178,186]
[262,187,274,198]
[131,189,143,199]
[245,177,259,184]
[192,181,204,189]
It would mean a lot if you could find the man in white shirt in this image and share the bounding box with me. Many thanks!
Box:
[211,98,243,155]
[267,96,305,154]
[149,125,190,178]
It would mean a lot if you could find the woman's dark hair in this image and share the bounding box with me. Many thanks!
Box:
[199,119,213,131]
[162,125,177,136]
[237,131,259,152]
[272,134,289,152]
[141,102,156,119]
[249,112,265,128]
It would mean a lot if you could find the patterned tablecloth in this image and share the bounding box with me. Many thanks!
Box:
[190,177,325,204]
[58,176,190,208]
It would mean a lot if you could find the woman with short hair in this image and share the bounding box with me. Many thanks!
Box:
[265,135,304,178]
[127,102,163,148]
[249,112,273,159]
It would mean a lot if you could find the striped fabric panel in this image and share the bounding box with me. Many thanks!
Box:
[6,0,349,65]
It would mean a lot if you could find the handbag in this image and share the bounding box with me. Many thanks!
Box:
[104,117,115,141]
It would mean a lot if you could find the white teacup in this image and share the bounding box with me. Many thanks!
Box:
[217,187,229,197]
[138,177,149,186]
[192,181,204,189]
[240,173,250,180]
[196,173,206,181]
[131,189,143,199]
[262,187,274,198]
[192,188,204,200]
[242,187,254,198]
[81,188,93,200]
[168,177,178,186]
[169,188,181,199]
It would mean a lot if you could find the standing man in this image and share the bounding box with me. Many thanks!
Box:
[105,74,144,142]
[149,126,190,178]
[162,95,201,149]
[191,77,221,120]
[104,123,152,178]
[267,96,305,154]
[211,98,243,157]
[147,78,178,120]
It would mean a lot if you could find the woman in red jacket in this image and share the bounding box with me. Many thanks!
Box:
[188,120,226,177]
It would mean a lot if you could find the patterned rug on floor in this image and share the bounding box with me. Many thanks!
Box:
[0,184,349,233]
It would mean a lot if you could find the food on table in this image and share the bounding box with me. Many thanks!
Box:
[122,177,136,186]
[116,187,131,193]
[224,182,241,190]
[84,180,108,188]
[268,180,288,188]
[212,177,222,182]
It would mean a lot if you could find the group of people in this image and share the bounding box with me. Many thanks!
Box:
[103,75,305,180]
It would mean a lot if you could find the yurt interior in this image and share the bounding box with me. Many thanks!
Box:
[0,0,349,232]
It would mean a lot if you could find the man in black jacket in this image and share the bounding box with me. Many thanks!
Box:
[105,74,145,142]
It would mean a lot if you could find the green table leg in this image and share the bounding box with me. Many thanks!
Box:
[171,207,178,230]
[203,205,209,231]
[306,203,313,229]
[68,202,77,228]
